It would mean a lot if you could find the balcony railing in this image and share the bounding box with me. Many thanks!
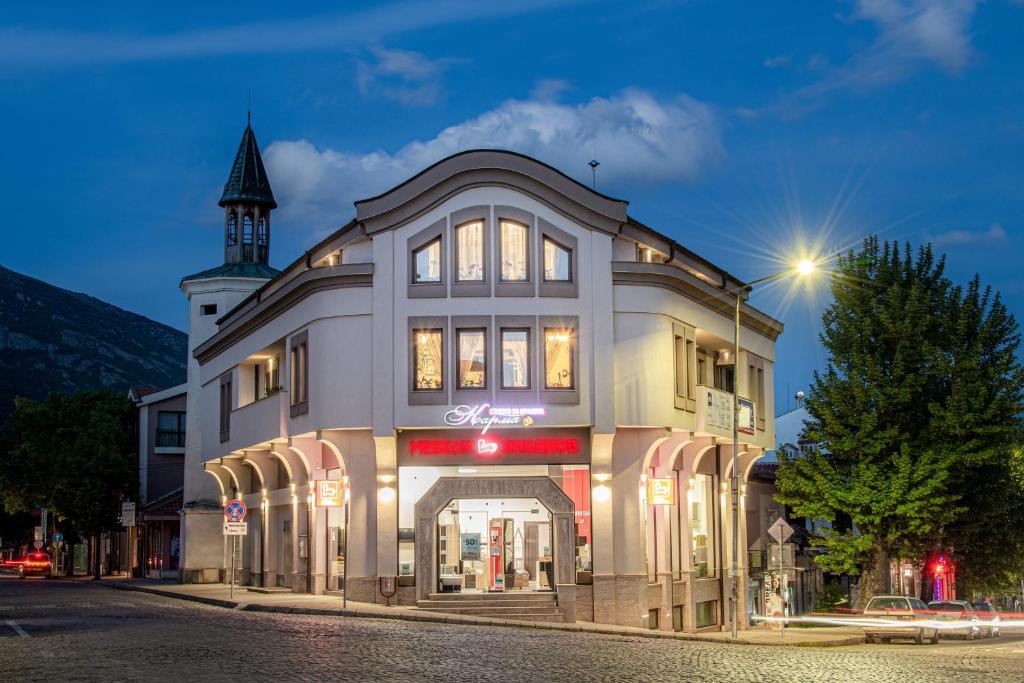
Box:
[155,431,186,448]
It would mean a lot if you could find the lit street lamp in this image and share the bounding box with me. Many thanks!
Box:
[727,258,815,639]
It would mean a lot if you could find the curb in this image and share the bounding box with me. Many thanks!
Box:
[97,582,864,647]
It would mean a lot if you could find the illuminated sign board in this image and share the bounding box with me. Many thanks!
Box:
[738,398,756,435]
[314,480,343,507]
[443,404,546,433]
[409,436,580,458]
[397,428,591,466]
[647,478,676,506]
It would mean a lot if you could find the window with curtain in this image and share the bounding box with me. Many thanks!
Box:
[455,221,484,282]
[501,329,529,389]
[500,221,528,281]
[543,238,571,281]
[414,329,443,390]
[544,328,573,389]
[413,239,441,283]
[457,329,486,389]
[691,474,713,577]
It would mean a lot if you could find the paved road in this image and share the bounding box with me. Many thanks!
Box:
[2,578,1023,682]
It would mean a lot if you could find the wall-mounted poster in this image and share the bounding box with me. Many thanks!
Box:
[460,533,481,561]
[738,397,756,435]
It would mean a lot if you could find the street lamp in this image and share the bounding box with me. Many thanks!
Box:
[727,258,815,639]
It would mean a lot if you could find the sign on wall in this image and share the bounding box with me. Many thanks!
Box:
[647,478,676,506]
[315,480,344,507]
[460,533,481,561]
[398,428,591,466]
[443,404,546,433]
[738,397,756,435]
[223,522,248,536]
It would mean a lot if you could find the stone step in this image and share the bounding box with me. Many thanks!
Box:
[419,608,564,622]
[426,591,556,602]
[418,604,561,615]
[246,586,294,594]
[418,599,556,609]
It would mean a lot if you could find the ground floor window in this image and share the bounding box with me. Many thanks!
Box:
[695,600,718,629]
[691,473,713,577]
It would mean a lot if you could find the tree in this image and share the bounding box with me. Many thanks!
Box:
[0,390,136,579]
[775,237,1024,605]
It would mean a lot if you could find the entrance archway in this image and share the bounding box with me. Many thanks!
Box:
[414,476,575,601]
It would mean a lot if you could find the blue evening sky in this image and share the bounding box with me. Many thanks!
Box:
[2,1,1021,411]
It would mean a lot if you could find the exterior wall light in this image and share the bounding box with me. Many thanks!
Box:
[593,484,611,503]
[593,472,611,483]
[378,486,396,504]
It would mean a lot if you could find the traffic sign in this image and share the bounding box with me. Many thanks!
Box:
[223,522,248,536]
[768,518,795,544]
[52,532,63,544]
[121,501,136,527]
[33,540,43,549]
[224,499,247,522]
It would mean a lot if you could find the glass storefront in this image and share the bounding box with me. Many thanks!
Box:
[398,463,591,587]
[690,473,713,577]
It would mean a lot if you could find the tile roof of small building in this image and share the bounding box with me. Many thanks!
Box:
[219,124,277,209]
[180,261,280,285]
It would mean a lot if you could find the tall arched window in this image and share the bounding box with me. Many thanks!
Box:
[226,211,238,245]
[256,216,268,245]
[242,213,254,244]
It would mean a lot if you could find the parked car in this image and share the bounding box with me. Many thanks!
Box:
[862,595,940,644]
[927,600,980,639]
[1,551,53,579]
[970,602,1001,637]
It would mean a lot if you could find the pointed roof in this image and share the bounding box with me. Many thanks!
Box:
[219,124,277,209]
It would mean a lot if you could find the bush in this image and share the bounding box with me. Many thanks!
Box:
[814,581,847,612]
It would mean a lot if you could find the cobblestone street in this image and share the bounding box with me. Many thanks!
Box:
[2,579,1023,683]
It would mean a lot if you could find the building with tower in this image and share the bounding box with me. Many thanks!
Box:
[178,121,280,582]
[183,137,785,633]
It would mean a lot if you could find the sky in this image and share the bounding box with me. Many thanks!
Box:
[2,0,1022,412]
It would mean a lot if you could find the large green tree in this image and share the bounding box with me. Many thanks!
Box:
[775,237,1024,604]
[0,390,137,578]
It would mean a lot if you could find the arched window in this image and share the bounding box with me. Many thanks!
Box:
[242,213,254,244]
[256,216,268,245]
[226,211,238,245]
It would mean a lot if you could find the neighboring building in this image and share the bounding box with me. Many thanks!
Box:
[129,384,187,577]
[184,139,785,633]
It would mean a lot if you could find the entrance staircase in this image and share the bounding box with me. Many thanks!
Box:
[416,591,562,622]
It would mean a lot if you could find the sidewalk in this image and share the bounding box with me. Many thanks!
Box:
[79,578,864,647]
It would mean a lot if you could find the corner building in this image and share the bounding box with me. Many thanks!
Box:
[189,144,783,633]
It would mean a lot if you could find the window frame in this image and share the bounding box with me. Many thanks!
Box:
[219,373,232,443]
[412,328,445,393]
[495,207,535,297]
[156,411,186,448]
[408,316,449,405]
[538,218,578,298]
[499,327,531,390]
[289,330,309,418]
[449,207,490,297]
[407,218,447,299]
[672,322,697,412]
[539,316,580,405]
[412,238,442,284]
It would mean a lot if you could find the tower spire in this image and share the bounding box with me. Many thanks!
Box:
[220,122,276,266]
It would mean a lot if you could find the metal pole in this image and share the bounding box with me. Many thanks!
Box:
[731,292,740,639]
[343,500,349,609]
[779,533,785,637]
[307,498,313,593]
[230,535,235,600]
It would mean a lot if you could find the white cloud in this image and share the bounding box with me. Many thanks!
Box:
[763,54,792,68]
[773,1,980,115]
[263,89,722,229]
[356,47,462,107]
[933,223,1009,246]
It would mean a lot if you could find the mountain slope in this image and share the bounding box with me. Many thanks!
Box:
[0,265,187,418]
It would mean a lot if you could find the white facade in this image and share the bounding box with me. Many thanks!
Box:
[187,150,783,632]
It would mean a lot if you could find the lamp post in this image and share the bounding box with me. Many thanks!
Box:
[727,259,814,639]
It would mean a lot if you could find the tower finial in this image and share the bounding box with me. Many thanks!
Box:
[247,89,252,124]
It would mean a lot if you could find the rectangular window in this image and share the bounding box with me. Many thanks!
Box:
[289,333,309,417]
[691,474,713,578]
[500,221,529,282]
[695,600,718,629]
[456,329,486,389]
[500,328,530,389]
[714,358,734,393]
[455,221,484,282]
[674,335,687,398]
[156,411,186,448]
[696,347,708,386]
[264,355,281,394]
[219,375,231,443]
[413,238,441,283]
[200,303,218,316]
[543,328,573,389]
[414,329,444,391]
[543,238,571,282]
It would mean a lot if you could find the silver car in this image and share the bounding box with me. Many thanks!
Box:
[927,600,980,639]
[863,595,940,645]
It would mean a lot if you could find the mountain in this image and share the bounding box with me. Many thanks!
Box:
[0,265,187,419]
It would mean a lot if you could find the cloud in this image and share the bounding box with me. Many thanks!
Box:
[772,1,980,115]
[763,54,792,68]
[356,47,462,107]
[263,88,722,229]
[0,0,580,69]
[933,223,1008,246]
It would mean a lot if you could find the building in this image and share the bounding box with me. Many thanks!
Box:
[181,128,785,633]
[129,384,187,577]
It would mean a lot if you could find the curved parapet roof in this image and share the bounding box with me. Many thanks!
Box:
[354,149,629,234]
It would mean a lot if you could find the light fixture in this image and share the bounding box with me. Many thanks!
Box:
[378,486,396,503]
[593,472,611,483]
[457,467,478,474]
[593,484,611,503]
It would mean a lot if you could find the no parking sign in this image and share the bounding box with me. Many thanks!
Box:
[224,499,247,522]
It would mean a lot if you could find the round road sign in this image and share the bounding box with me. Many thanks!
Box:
[52,532,64,544]
[33,540,43,549]
[224,499,247,522]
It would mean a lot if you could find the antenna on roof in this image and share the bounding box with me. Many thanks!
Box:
[247,89,253,124]
[588,158,600,190]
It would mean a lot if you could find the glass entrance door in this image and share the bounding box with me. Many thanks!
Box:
[437,498,552,593]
